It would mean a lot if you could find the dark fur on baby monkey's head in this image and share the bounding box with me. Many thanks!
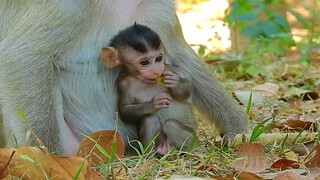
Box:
[109,23,162,53]
[102,23,166,79]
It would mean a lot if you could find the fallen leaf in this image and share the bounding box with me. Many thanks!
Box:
[0,161,8,179]
[305,144,320,177]
[275,113,315,130]
[283,87,310,98]
[226,80,255,90]
[299,100,320,111]
[161,175,210,180]
[260,169,308,179]
[214,171,263,180]
[271,158,299,169]
[254,74,266,84]
[0,151,15,179]
[251,82,282,98]
[234,91,265,106]
[308,167,320,178]
[232,142,270,173]
[285,98,302,109]
[305,144,320,168]
[77,130,125,165]
[234,83,282,106]
[274,171,313,180]
[301,92,319,101]
[284,149,298,160]
[0,146,100,180]
[292,142,314,156]
[276,119,312,130]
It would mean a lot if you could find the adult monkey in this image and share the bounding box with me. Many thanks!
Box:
[0,1,248,156]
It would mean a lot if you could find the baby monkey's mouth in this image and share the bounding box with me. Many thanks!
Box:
[139,75,164,85]
[140,77,157,84]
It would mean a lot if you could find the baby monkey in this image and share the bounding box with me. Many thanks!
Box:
[101,23,197,155]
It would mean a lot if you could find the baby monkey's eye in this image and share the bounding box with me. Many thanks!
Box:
[139,59,150,66]
[155,55,163,63]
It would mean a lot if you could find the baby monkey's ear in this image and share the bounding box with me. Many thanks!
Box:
[101,47,121,68]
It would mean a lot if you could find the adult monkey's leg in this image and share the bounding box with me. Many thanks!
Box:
[155,15,249,137]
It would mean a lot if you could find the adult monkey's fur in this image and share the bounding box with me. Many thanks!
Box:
[0,0,248,155]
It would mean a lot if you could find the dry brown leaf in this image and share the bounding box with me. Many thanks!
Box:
[234,91,265,106]
[301,92,319,101]
[283,87,310,98]
[232,171,264,180]
[285,98,302,110]
[232,142,270,173]
[307,167,320,178]
[77,130,125,165]
[284,149,298,161]
[260,169,308,179]
[214,171,263,180]
[271,158,299,169]
[254,74,266,84]
[0,161,8,179]
[305,144,320,168]
[276,119,313,130]
[280,63,296,81]
[275,113,315,131]
[251,82,282,98]
[304,144,320,177]
[162,175,210,180]
[0,146,100,180]
[299,100,320,111]
[234,83,282,106]
[0,151,15,179]
[274,171,313,180]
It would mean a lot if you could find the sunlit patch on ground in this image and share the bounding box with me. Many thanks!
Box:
[177,0,231,53]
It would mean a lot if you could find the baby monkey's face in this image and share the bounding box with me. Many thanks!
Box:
[124,47,165,84]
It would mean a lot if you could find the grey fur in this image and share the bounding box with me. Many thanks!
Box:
[0,0,248,155]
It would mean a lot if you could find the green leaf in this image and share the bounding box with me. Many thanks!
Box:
[95,143,111,160]
[250,116,273,142]
[245,65,261,76]
[110,142,117,162]
[198,45,206,56]
[16,108,27,122]
[144,133,159,154]
[240,24,261,37]
[20,154,36,163]
[288,8,308,29]
[73,160,85,180]
[230,11,257,23]
[231,0,252,12]
[260,21,281,36]
[13,134,19,146]
[187,135,197,153]
[245,91,253,115]
[273,15,289,30]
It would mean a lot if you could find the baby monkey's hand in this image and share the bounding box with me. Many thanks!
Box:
[152,93,171,111]
[163,70,180,89]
